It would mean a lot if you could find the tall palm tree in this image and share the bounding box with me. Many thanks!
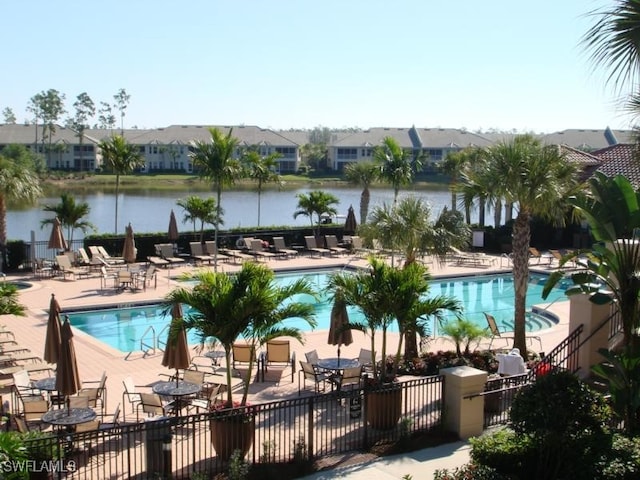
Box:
[0,155,41,271]
[461,135,579,356]
[344,161,379,225]
[543,173,640,349]
[41,193,96,247]
[439,148,476,212]
[176,196,222,243]
[243,150,282,227]
[293,190,339,239]
[165,263,316,406]
[190,128,242,270]
[98,135,144,234]
[582,1,640,95]
[374,137,421,204]
[328,259,460,380]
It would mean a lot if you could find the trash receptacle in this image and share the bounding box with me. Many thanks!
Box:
[144,417,174,478]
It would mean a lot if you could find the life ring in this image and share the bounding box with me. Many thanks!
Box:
[235,237,245,248]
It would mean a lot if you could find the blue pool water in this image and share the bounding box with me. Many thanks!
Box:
[67,271,569,353]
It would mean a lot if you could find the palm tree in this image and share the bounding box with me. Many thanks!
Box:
[0,155,41,271]
[582,1,640,95]
[176,196,222,243]
[361,197,471,267]
[344,161,379,225]
[190,128,242,270]
[0,283,26,316]
[327,258,461,381]
[374,137,421,204]
[165,263,317,406]
[461,135,579,357]
[543,173,640,349]
[243,150,282,227]
[41,193,96,247]
[293,190,339,239]
[439,148,475,212]
[98,135,144,234]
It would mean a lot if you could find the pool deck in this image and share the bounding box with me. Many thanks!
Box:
[3,252,571,423]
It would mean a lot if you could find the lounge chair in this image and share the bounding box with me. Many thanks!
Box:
[97,246,125,264]
[156,244,185,265]
[529,247,553,265]
[203,241,231,264]
[249,239,276,262]
[304,236,331,257]
[298,361,332,395]
[55,255,90,280]
[216,241,252,264]
[484,313,542,350]
[449,247,494,267]
[189,242,214,265]
[272,236,298,259]
[324,235,348,256]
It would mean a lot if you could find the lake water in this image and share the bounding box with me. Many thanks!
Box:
[8,186,491,242]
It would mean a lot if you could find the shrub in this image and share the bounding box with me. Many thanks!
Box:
[433,463,507,480]
[469,428,535,476]
[597,433,640,480]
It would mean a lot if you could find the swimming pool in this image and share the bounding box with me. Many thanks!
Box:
[66,271,570,353]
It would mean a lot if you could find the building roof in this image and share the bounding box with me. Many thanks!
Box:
[592,143,640,188]
[542,128,635,151]
[0,123,97,145]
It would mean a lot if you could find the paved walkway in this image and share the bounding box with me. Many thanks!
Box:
[300,441,472,479]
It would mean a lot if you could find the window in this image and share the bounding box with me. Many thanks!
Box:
[275,146,295,158]
[337,148,357,160]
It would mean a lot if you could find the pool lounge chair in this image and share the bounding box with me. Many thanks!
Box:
[272,237,298,259]
[484,313,542,350]
[156,244,185,265]
[304,236,331,257]
[203,241,231,264]
[249,239,276,262]
[449,247,494,267]
[264,339,294,382]
[529,247,553,265]
[55,255,90,280]
[189,242,214,265]
[324,235,348,256]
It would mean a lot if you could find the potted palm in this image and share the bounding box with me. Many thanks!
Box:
[165,262,317,460]
[327,258,461,430]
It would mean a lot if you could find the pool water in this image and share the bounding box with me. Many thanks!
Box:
[67,271,569,353]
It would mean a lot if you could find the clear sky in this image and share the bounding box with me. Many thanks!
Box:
[1,0,631,134]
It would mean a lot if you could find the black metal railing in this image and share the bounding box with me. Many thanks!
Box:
[23,375,444,479]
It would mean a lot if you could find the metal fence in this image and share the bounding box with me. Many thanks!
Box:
[22,376,444,479]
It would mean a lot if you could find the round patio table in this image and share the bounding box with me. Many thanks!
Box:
[153,381,201,416]
[43,407,96,427]
[34,377,57,391]
[317,358,359,371]
[204,350,226,366]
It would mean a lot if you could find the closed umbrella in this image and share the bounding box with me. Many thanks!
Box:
[328,291,353,367]
[56,316,81,412]
[344,205,357,234]
[44,294,62,365]
[47,217,67,252]
[168,210,179,245]
[122,222,136,263]
[162,304,191,387]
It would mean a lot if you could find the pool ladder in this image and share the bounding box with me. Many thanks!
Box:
[139,325,157,358]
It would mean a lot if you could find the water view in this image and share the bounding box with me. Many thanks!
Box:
[8,185,492,242]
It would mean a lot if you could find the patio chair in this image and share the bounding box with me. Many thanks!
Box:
[272,237,298,259]
[122,376,142,418]
[100,266,118,291]
[232,344,255,371]
[188,384,221,414]
[265,340,294,382]
[189,242,214,265]
[215,240,252,264]
[137,392,175,420]
[354,348,375,374]
[69,395,90,409]
[304,236,331,257]
[32,259,54,279]
[78,247,102,270]
[298,361,332,395]
[137,265,158,291]
[80,370,107,415]
[330,365,363,393]
[23,399,50,430]
[55,255,90,280]
[305,350,319,365]
[529,247,553,265]
[484,313,542,350]
[325,235,348,256]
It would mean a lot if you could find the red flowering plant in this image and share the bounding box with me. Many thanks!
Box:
[166,263,317,416]
[327,258,462,387]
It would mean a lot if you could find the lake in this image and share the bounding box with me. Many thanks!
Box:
[8,186,491,242]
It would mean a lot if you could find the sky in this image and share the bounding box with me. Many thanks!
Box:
[1,0,632,134]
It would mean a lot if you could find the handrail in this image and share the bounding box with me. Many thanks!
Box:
[157,324,169,351]
[140,325,156,357]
